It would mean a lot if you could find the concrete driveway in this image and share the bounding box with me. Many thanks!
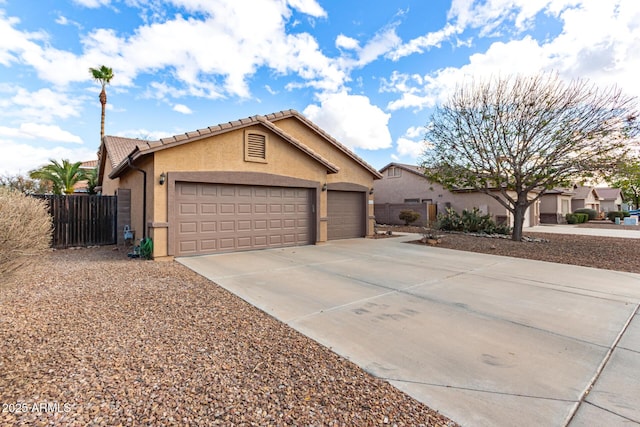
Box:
[178,236,640,426]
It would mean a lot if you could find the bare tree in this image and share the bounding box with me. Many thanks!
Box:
[422,73,639,241]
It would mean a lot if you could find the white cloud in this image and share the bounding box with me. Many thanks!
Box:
[4,87,85,122]
[71,0,111,8]
[0,139,96,175]
[173,104,193,114]
[396,137,424,159]
[303,92,392,151]
[0,123,82,143]
[286,0,327,18]
[405,126,425,139]
[336,34,359,50]
[116,129,175,141]
[385,0,640,110]
[388,23,461,61]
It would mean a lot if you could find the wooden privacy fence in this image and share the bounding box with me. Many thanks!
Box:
[34,195,117,248]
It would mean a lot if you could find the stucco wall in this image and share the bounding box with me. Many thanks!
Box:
[100,155,120,196]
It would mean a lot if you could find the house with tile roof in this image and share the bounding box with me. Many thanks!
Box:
[595,187,624,213]
[97,110,382,259]
[373,162,540,228]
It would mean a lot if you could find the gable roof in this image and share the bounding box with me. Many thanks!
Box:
[265,110,383,179]
[572,186,601,200]
[104,111,382,180]
[595,187,624,201]
[379,162,426,178]
[97,136,147,186]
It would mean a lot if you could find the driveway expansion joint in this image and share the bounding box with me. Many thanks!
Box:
[563,303,640,426]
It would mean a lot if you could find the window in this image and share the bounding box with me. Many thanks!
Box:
[404,198,419,203]
[387,167,401,177]
[561,200,569,214]
[245,131,267,163]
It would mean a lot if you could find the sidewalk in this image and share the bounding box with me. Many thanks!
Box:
[528,224,640,239]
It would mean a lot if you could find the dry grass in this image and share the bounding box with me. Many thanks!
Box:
[0,188,52,278]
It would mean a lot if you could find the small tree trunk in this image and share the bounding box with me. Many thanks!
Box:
[511,196,529,241]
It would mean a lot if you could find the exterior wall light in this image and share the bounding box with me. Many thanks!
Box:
[369,188,374,194]
[159,172,166,185]
[322,183,327,191]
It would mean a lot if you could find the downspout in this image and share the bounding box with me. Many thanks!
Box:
[127,155,147,240]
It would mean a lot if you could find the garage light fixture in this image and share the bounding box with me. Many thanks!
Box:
[322,183,327,191]
[369,188,374,194]
[159,172,166,185]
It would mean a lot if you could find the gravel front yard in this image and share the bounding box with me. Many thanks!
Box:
[1,247,456,426]
[377,223,640,274]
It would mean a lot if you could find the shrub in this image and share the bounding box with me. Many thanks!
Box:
[607,211,630,222]
[435,207,511,235]
[399,209,421,226]
[0,188,52,278]
[573,208,597,220]
[566,213,577,224]
[574,213,589,223]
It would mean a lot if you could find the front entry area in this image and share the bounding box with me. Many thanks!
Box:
[175,182,313,256]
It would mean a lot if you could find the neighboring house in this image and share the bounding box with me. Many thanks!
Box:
[571,186,601,212]
[73,159,98,193]
[97,110,382,259]
[596,187,624,213]
[539,188,573,224]
[373,162,540,228]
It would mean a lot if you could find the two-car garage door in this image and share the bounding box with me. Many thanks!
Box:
[175,182,313,256]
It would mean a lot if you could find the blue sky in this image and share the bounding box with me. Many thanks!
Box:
[1,0,639,175]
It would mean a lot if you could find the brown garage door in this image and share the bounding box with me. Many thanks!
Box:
[327,191,365,240]
[175,183,313,256]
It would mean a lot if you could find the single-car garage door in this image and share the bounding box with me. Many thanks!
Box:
[175,183,313,256]
[327,191,365,240]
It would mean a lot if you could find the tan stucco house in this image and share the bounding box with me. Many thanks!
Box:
[571,186,601,212]
[97,110,382,259]
[373,162,540,228]
[595,187,624,213]
[539,188,574,224]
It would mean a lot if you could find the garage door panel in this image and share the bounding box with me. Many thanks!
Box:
[200,203,217,214]
[176,183,313,255]
[201,221,216,232]
[220,204,235,214]
[220,221,235,231]
[180,203,197,215]
[180,222,197,233]
[220,187,235,196]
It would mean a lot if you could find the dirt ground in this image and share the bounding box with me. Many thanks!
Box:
[376,222,640,274]
[1,247,456,427]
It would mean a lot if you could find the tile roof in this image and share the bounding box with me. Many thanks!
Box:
[104,136,146,170]
[107,110,384,179]
[379,162,427,178]
[80,159,98,168]
[595,187,622,201]
[265,110,382,179]
[571,186,600,200]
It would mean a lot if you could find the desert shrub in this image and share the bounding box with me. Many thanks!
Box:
[573,208,597,220]
[436,207,511,235]
[607,211,630,221]
[435,208,464,231]
[0,188,52,278]
[399,209,421,226]
[574,213,588,223]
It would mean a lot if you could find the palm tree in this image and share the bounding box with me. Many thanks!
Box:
[89,65,114,141]
[29,159,86,195]
[84,168,98,195]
